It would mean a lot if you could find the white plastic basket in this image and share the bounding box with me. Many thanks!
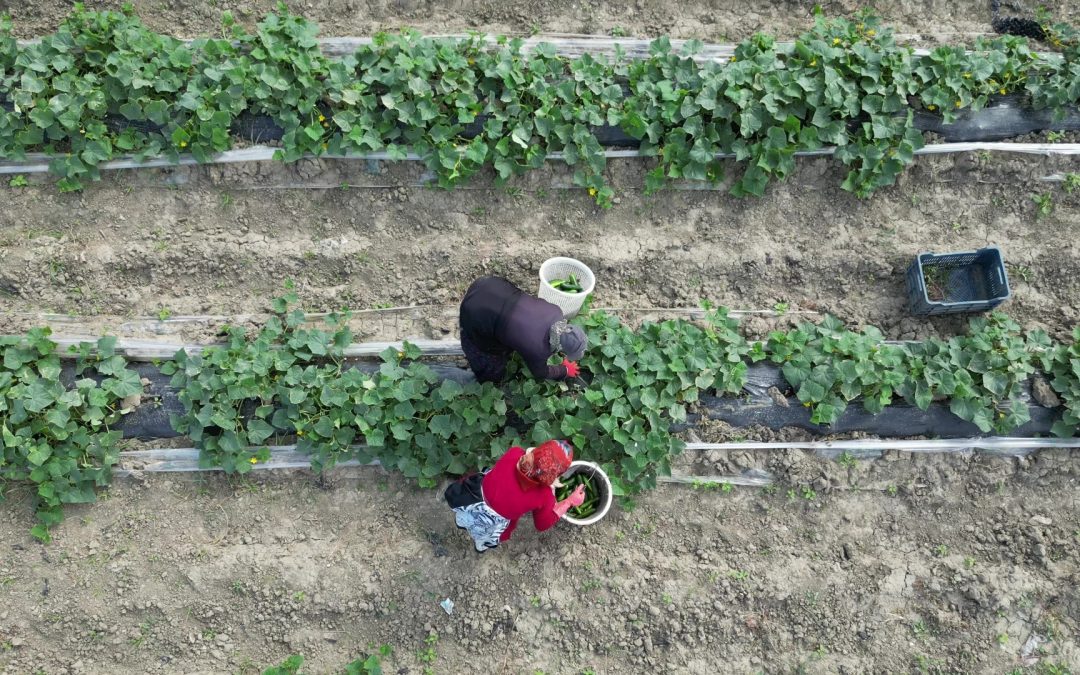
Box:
[538,257,596,318]
[558,461,613,527]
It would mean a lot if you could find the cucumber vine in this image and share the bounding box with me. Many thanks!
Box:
[1,5,1078,201]
[3,299,1079,541]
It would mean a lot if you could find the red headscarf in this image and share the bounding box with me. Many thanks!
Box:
[515,440,573,490]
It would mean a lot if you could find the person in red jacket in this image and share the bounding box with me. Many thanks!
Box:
[444,440,585,552]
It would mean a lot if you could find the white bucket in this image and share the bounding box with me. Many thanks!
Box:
[558,461,613,526]
[538,257,596,318]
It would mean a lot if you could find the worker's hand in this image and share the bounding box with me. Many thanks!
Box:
[553,485,587,518]
[567,484,586,507]
[562,359,580,377]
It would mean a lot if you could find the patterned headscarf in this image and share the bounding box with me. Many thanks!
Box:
[549,320,588,361]
[516,440,573,489]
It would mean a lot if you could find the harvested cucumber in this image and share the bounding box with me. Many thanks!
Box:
[556,472,599,518]
[549,274,585,293]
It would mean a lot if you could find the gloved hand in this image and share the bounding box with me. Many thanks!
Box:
[562,359,580,377]
[567,484,586,506]
[553,484,586,518]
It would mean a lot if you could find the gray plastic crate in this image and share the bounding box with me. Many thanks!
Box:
[906,247,1011,315]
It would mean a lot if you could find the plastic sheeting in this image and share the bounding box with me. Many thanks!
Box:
[99,359,1066,441]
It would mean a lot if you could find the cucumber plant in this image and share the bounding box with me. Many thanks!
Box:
[0,330,142,541]
[1036,326,1080,437]
[760,316,910,425]
[162,285,513,485]
[2,6,1079,200]
[762,312,1052,433]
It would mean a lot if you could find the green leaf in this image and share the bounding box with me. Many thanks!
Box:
[797,379,827,403]
[914,381,932,410]
[429,414,457,439]
[30,524,52,543]
[106,369,143,398]
[23,381,57,413]
[27,443,52,466]
[248,419,276,444]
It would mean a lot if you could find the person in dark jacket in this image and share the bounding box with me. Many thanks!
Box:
[459,276,587,383]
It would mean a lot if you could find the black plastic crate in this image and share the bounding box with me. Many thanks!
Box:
[906,247,1011,315]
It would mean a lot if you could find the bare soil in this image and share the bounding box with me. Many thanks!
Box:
[0,450,1077,675]
[8,0,1077,43]
[1,152,1079,343]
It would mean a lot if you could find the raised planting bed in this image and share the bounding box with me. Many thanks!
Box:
[1,7,1079,202]
[4,296,1080,540]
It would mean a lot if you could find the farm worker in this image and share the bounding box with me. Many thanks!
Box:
[444,440,586,552]
[459,276,587,383]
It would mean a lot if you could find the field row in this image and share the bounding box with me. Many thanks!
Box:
[2,7,1079,200]
[4,290,1078,541]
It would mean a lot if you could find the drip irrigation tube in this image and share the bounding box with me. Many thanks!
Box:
[113,444,772,486]
[33,306,814,353]
[15,306,815,326]
[48,337,467,361]
[2,142,1079,177]
[14,35,1044,64]
[114,437,1080,485]
[685,438,1080,459]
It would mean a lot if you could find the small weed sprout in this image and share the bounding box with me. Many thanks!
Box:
[1031,192,1054,218]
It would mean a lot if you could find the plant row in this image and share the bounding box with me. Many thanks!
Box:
[3,290,1079,540]
[1,5,1079,201]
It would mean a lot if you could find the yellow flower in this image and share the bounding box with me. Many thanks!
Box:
[398,350,405,358]
[999,88,1007,95]
[833,38,841,45]
[955,100,962,108]
[180,141,188,147]
[927,104,936,111]
[249,457,258,464]
[588,187,598,196]
[963,72,971,79]
[866,29,875,37]
[730,56,736,62]
[809,59,817,66]
[318,114,325,121]
[467,58,475,65]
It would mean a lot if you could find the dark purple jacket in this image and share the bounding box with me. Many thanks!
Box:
[459,277,569,379]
